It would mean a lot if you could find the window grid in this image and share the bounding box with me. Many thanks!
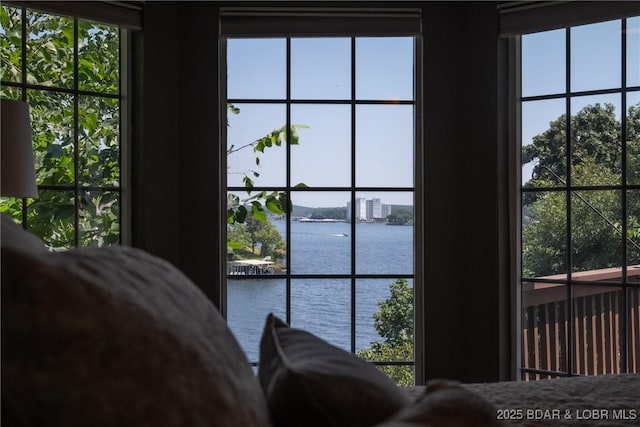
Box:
[0,5,122,248]
[520,17,640,379]
[225,36,417,371]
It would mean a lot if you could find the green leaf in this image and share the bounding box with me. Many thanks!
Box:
[243,175,254,190]
[236,205,248,223]
[227,241,245,249]
[266,197,284,215]
[62,25,74,43]
[46,144,63,158]
[252,203,267,222]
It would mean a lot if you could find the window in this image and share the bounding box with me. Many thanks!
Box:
[1,5,123,249]
[519,16,640,379]
[221,9,421,385]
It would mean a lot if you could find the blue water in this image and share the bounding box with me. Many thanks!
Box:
[227,221,413,362]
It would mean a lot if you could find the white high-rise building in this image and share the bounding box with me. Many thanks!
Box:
[347,198,390,221]
[368,198,383,219]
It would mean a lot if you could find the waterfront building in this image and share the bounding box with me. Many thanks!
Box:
[346,198,392,221]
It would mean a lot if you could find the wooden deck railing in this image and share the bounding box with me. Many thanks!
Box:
[522,266,640,380]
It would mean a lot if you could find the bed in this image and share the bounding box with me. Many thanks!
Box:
[2,213,638,427]
[407,374,640,427]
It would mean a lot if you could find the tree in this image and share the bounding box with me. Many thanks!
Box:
[1,7,120,248]
[387,209,412,225]
[1,5,305,248]
[358,279,414,386]
[309,207,346,220]
[522,103,622,188]
[228,214,286,263]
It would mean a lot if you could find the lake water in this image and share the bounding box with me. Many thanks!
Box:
[227,220,413,362]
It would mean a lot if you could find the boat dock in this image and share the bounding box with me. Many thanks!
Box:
[228,259,275,275]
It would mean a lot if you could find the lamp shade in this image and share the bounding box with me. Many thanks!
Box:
[1,99,38,198]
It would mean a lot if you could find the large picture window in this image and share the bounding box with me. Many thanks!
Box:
[519,16,640,379]
[222,10,421,385]
[1,5,122,249]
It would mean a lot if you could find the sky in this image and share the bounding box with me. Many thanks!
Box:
[225,17,640,207]
[226,37,414,208]
[521,17,640,181]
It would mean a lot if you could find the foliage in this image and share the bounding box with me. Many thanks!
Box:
[358,279,414,386]
[227,214,285,263]
[522,103,622,187]
[1,6,120,249]
[309,207,346,220]
[522,102,640,277]
[226,103,308,225]
[386,208,412,225]
[0,6,301,249]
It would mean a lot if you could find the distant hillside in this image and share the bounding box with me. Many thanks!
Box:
[291,204,413,219]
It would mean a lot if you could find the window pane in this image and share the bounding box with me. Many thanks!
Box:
[356,192,413,275]
[522,98,566,187]
[228,278,286,363]
[26,10,74,88]
[1,5,22,83]
[28,90,75,186]
[291,38,350,100]
[291,279,351,352]
[521,17,635,379]
[0,197,23,222]
[571,20,621,92]
[227,38,286,99]
[628,190,640,272]
[226,193,287,275]
[227,103,286,187]
[290,191,350,275]
[356,105,413,187]
[356,37,413,100]
[571,190,622,277]
[0,85,21,99]
[522,281,568,375]
[628,92,640,185]
[627,17,640,88]
[357,278,414,386]
[79,96,120,187]
[571,94,621,186]
[522,29,565,97]
[290,104,350,187]
[26,189,75,249]
[79,190,119,246]
[225,31,416,373]
[572,286,623,375]
[78,20,119,94]
[522,191,567,279]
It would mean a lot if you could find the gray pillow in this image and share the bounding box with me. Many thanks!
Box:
[374,380,502,427]
[1,243,272,427]
[258,313,410,427]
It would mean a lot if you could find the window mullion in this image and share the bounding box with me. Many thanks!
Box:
[20,6,28,227]
[620,17,629,374]
[564,26,576,376]
[73,17,81,247]
[285,36,292,326]
[350,36,357,355]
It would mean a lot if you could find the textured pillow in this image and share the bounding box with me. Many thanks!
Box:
[258,313,410,427]
[1,243,272,427]
[375,380,502,427]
